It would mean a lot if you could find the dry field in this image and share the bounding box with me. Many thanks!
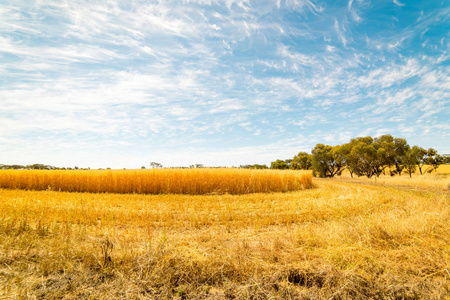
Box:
[0,170,449,299]
[337,165,450,190]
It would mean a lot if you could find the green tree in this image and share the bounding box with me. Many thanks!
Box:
[335,142,356,177]
[372,134,410,176]
[251,164,269,169]
[409,146,427,175]
[392,137,410,175]
[337,135,399,178]
[373,135,395,171]
[419,148,444,174]
[311,144,343,178]
[290,152,312,170]
[270,159,289,170]
[342,136,390,178]
[284,159,293,169]
[403,147,421,177]
[150,162,163,169]
[348,137,378,178]
[443,154,450,164]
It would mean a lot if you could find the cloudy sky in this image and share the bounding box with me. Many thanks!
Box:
[1,0,449,168]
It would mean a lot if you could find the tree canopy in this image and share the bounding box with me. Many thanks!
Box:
[271,134,447,178]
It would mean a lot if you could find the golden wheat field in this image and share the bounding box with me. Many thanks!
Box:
[0,170,449,299]
[0,169,312,195]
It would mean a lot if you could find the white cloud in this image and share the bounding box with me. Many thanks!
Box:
[278,44,317,67]
[0,0,448,167]
[326,45,336,52]
[393,0,405,7]
[286,0,324,14]
[347,0,353,11]
[0,35,125,63]
[357,58,424,88]
[334,19,348,47]
[209,99,246,114]
[350,9,362,23]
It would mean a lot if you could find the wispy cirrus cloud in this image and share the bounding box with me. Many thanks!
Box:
[393,0,405,7]
[333,18,348,47]
[0,0,448,168]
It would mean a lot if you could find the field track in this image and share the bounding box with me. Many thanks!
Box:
[0,175,449,299]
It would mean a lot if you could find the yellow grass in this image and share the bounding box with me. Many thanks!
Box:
[0,173,449,298]
[337,165,450,190]
[435,164,450,174]
[0,169,313,195]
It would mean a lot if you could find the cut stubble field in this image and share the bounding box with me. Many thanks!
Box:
[0,169,449,299]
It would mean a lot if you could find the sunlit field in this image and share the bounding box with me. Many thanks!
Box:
[335,164,450,190]
[0,169,312,195]
[435,164,450,173]
[0,170,449,299]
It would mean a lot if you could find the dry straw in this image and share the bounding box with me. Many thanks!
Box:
[0,169,313,195]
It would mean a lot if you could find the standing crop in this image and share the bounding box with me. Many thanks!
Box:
[0,169,313,195]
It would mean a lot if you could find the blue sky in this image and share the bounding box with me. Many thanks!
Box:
[1,0,449,168]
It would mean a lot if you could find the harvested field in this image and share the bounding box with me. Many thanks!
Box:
[0,173,449,299]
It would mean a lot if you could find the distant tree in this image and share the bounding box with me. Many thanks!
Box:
[371,134,410,176]
[345,137,382,178]
[240,164,269,169]
[403,147,421,177]
[408,146,427,175]
[341,135,411,177]
[29,164,45,170]
[334,142,355,177]
[270,159,289,170]
[290,152,312,170]
[24,164,56,170]
[311,144,344,178]
[373,134,396,173]
[284,159,293,169]
[150,162,162,169]
[392,137,410,176]
[443,154,450,164]
[0,164,26,169]
[195,164,204,168]
[419,148,445,174]
[402,146,444,177]
[141,166,146,169]
[284,134,444,178]
[428,152,445,173]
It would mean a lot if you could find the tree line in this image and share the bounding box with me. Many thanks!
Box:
[0,164,87,170]
[270,134,449,178]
